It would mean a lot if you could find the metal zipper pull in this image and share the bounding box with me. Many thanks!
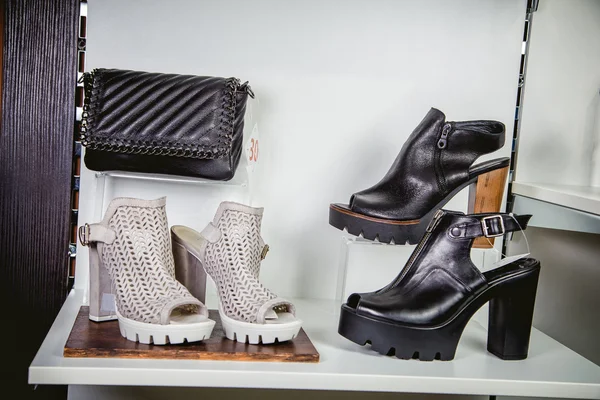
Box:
[437,123,452,149]
[426,209,445,232]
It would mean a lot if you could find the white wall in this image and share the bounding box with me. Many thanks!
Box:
[516,0,600,186]
[78,0,525,301]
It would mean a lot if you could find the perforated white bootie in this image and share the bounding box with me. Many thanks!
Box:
[171,202,302,344]
[79,197,215,345]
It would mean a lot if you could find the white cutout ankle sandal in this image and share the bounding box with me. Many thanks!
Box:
[171,201,302,344]
[79,197,215,345]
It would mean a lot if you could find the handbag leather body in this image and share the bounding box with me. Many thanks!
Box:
[80,68,253,180]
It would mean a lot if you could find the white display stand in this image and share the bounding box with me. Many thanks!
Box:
[28,0,600,398]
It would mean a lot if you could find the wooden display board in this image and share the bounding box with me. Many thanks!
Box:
[64,307,319,363]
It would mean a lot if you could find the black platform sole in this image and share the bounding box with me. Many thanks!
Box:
[338,264,540,361]
[329,203,433,245]
[329,174,479,244]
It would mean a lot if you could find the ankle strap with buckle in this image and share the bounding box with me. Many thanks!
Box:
[448,214,532,240]
[78,223,116,246]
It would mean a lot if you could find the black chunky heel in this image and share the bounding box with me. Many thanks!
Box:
[338,210,541,361]
[487,269,540,360]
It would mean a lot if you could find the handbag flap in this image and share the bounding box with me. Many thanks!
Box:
[80,68,244,159]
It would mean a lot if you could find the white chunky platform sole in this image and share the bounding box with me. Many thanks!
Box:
[218,305,302,344]
[116,309,215,345]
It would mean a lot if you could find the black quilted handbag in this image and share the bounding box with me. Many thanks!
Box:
[80,68,253,180]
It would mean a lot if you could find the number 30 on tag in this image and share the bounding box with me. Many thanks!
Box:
[249,138,259,162]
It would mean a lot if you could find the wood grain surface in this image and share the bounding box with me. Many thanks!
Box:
[471,166,510,249]
[0,0,79,397]
[64,307,320,363]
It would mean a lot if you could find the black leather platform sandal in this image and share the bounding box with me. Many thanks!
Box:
[338,210,540,361]
[329,108,509,246]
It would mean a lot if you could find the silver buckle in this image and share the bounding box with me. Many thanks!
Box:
[78,223,90,246]
[481,216,505,238]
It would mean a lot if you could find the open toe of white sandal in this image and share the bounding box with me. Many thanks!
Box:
[218,302,302,345]
[265,311,298,325]
[117,300,215,345]
[168,307,210,325]
[116,309,215,345]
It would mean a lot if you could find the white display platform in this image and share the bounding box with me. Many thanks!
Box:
[95,170,250,187]
[512,183,600,234]
[30,289,600,399]
[512,182,600,216]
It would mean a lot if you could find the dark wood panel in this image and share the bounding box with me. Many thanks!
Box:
[65,308,320,362]
[0,0,3,120]
[0,0,79,397]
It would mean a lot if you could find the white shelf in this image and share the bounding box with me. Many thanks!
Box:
[512,182,600,216]
[30,289,600,398]
[95,170,248,187]
[511,182,600,234]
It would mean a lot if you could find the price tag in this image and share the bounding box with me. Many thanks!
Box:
[245,124,260,171]
[249,137,259,163]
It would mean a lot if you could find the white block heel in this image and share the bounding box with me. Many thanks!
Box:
[80,197,215,345]
[171,202,302,345]
[84,233,117,322]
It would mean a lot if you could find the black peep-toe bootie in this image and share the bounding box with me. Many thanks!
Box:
[338,210,540,361]
[330,108,509,246]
